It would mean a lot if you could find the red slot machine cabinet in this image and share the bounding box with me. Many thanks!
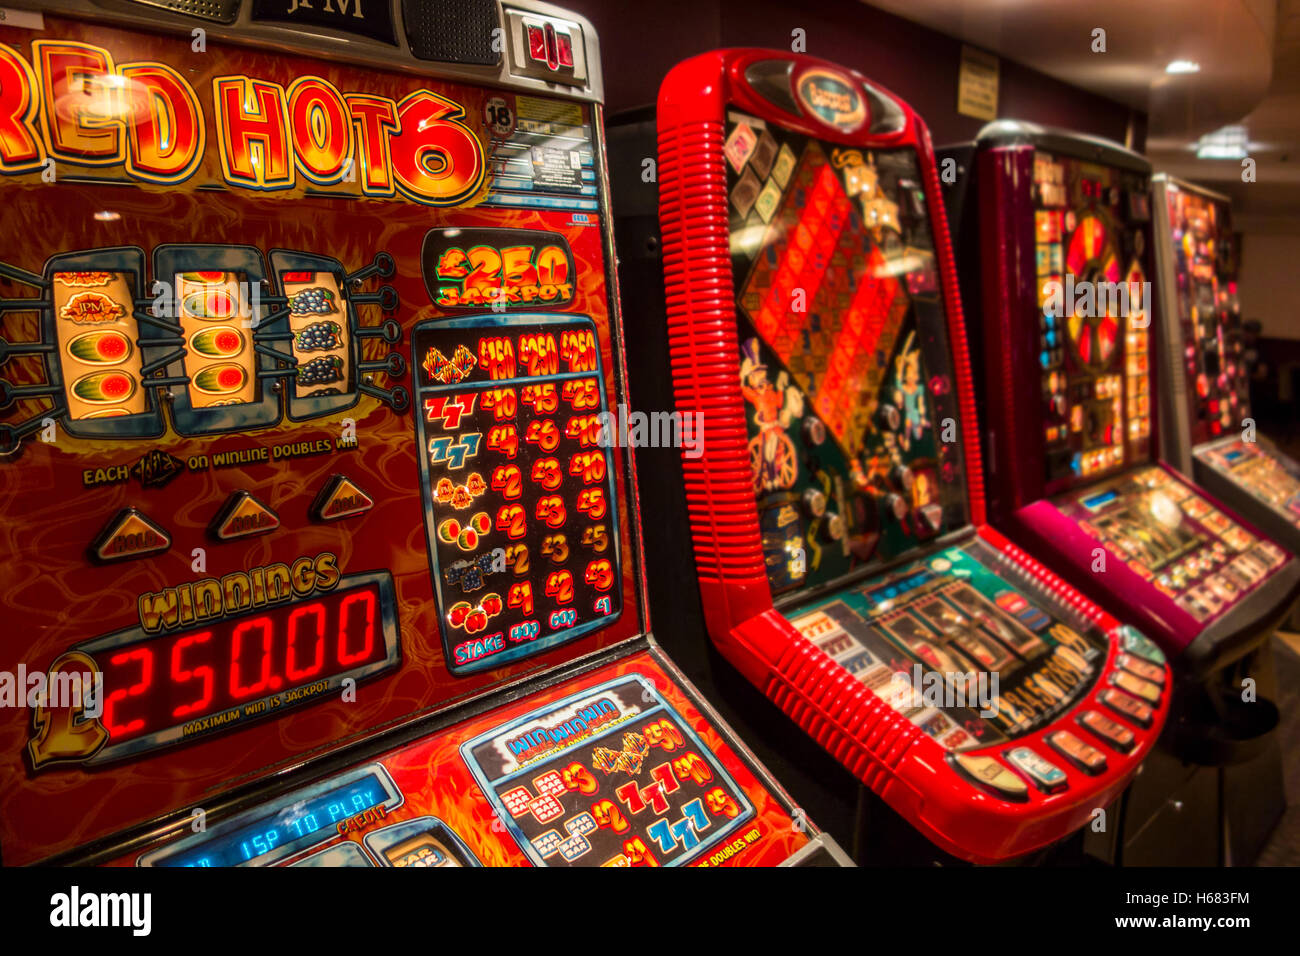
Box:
[0,0,837,869]
[1153,174,1300,556]
[643,50,1170,864]
[938,122,1300,684]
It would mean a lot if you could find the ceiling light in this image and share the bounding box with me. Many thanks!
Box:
[1195,125,1248,159]
[1165,59,1200,74]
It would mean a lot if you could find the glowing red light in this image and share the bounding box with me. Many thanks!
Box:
[94,584,387,745]
[527,25,546,61]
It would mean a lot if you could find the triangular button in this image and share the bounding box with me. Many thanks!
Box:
[209,491,279,541]
[311,474,375,522]
[91,509,171,563]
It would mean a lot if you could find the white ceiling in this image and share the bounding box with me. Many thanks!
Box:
[865,0,1297,228]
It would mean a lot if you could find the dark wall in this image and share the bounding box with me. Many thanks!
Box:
[568,0,1145,150]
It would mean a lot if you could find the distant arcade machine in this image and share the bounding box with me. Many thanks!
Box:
[1152,175,1300,556]
[941,123,1300,784]
[941,123,1300,680]
[614,50,1171,864]
[0,0,838,868]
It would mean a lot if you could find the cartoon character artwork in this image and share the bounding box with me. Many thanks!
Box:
[892,331,929,451]
[741,337,804,493]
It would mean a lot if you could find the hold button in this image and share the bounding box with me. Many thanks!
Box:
[90,509,171,563]
[311,474,375,522]
[209,491,279,541]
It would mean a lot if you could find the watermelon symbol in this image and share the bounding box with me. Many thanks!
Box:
[190,326,246,358]
[437,517,462,543]
[182,271,227,284]
[68,329,132,365]
[469,512,491,535]
[182,289,237,319]
[73,370,136,404]
[193,363,247,394]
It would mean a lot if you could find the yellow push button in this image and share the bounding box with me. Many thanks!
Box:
[209,490,279,541]
[1112,670,1160,703]
[953,754,1029,800]
[311,474,375,522]
[91,508,171,562]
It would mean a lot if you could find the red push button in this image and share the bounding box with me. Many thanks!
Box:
[1099,688,1154,728]
[1048,730,1107,774]
[1080,709,1135,753]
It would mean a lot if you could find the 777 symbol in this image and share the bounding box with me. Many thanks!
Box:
[429,432,482,469]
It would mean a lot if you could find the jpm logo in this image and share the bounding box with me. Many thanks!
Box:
[286,0,365,17]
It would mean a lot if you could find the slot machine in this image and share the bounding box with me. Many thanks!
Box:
[1152,174,1300,555]
[939,121,1300,684]
[613,49,1171,864]
[0,0,841,869]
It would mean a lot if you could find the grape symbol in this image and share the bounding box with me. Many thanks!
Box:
[294,321,343,352]
[297,355,344,386]
[290,287,337,316]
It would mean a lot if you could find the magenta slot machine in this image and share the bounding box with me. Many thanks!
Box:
[939,122,1300,681]
[621,50,1172,864]
[1153,174,1300,555]
[0,0,838,869]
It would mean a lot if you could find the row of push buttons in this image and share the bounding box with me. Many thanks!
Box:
[89,474,374,563]
[951,626,1166,800]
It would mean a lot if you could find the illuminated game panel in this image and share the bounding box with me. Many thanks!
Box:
[53,271,146,419]
[727,112,967,596]
[114,649,812,867]
[176,271,258,408]
[1034,151,1151,488]
[412,316,621,673]
[788,536,1109,752]
[1165,188,1248,438]
[1055,466,1287,622]
[461,673,756,866]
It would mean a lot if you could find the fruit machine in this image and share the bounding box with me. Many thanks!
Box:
[615,49,1172,864]
[1152,174,1300,556]
[0,0,840,869]
[938,121,1300,684]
